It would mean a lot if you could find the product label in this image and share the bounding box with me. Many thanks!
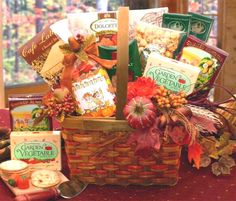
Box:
[72,69,115,114]
[168,21,186,31]
[145,66,191,93]
[90,18,117,34]
[162,13,191,34]
[14,141,58,162]
[191,20,206,34]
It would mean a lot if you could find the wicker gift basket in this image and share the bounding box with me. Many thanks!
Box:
[16,4,236,186]
[60,7,182,186]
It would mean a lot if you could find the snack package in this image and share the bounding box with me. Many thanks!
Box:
[140,45,160,73]
[68,11,117,44]
[161,13,191,58]
[72,68,115,117]
[10,131,61,170]
[135,22,185,58]
[144,53,201,95]
[177,35,229,88]
[162,13,191,34]
[18,25,63,86]
[8,94,52,131]
[66,8,168,44]
[98,39,142,85]
[189,12,214,42]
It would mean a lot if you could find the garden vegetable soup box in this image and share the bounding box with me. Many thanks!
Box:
[10,131,61,170]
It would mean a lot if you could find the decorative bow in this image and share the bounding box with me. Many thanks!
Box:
[59,34,117,91]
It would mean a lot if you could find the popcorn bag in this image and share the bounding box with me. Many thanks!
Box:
[18,6,236,187]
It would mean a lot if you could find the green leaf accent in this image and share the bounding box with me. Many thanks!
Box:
[211,162,221,176]
[59,44,73,54]
[8,179,17,187]
[219,132,231,148]
[75,50,88,62]
[56,112,65,123]
[31,107,42,119]
[220,165,231,175]
[219,155,236,168]
[82,34,96,49]
[33,109,49,127]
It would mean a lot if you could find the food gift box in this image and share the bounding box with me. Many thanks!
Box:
[143,53,201,95]
[9,94,52,131]
[10,131,61,170]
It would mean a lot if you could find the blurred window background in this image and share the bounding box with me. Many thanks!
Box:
[2,0,217,86]
[2,0,124,86]
[188,0,218,46]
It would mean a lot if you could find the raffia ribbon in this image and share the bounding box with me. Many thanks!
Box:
[60,39,117,91]
[85,42,117,69]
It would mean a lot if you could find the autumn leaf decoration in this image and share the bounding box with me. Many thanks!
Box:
[127,119,162,158]
[188,142,203,169]
[59,34,96,63]
[211,155,236,176]
[190,115,218,134]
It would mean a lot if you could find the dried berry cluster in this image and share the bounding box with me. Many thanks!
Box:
[155,86,188,108]
[47,94,76,117]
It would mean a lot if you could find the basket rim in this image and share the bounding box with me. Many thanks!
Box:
[61,116,133,131]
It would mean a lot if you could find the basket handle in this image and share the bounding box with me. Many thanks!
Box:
[115,7,129,120]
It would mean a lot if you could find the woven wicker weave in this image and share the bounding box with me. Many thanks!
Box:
[62,126,181,186]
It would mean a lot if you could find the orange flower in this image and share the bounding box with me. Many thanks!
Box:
[127,77,159,101]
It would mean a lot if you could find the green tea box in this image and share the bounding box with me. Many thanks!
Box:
[144,53,201,95]
[98,39,142,83]
[10,131,61,170]
[162,13,191,33]
[189,12,214,42]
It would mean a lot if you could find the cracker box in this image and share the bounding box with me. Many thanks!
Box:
[10,131,61,170]
[177,35,229,88]
[144,52,201,95]
[8,94,52,131]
